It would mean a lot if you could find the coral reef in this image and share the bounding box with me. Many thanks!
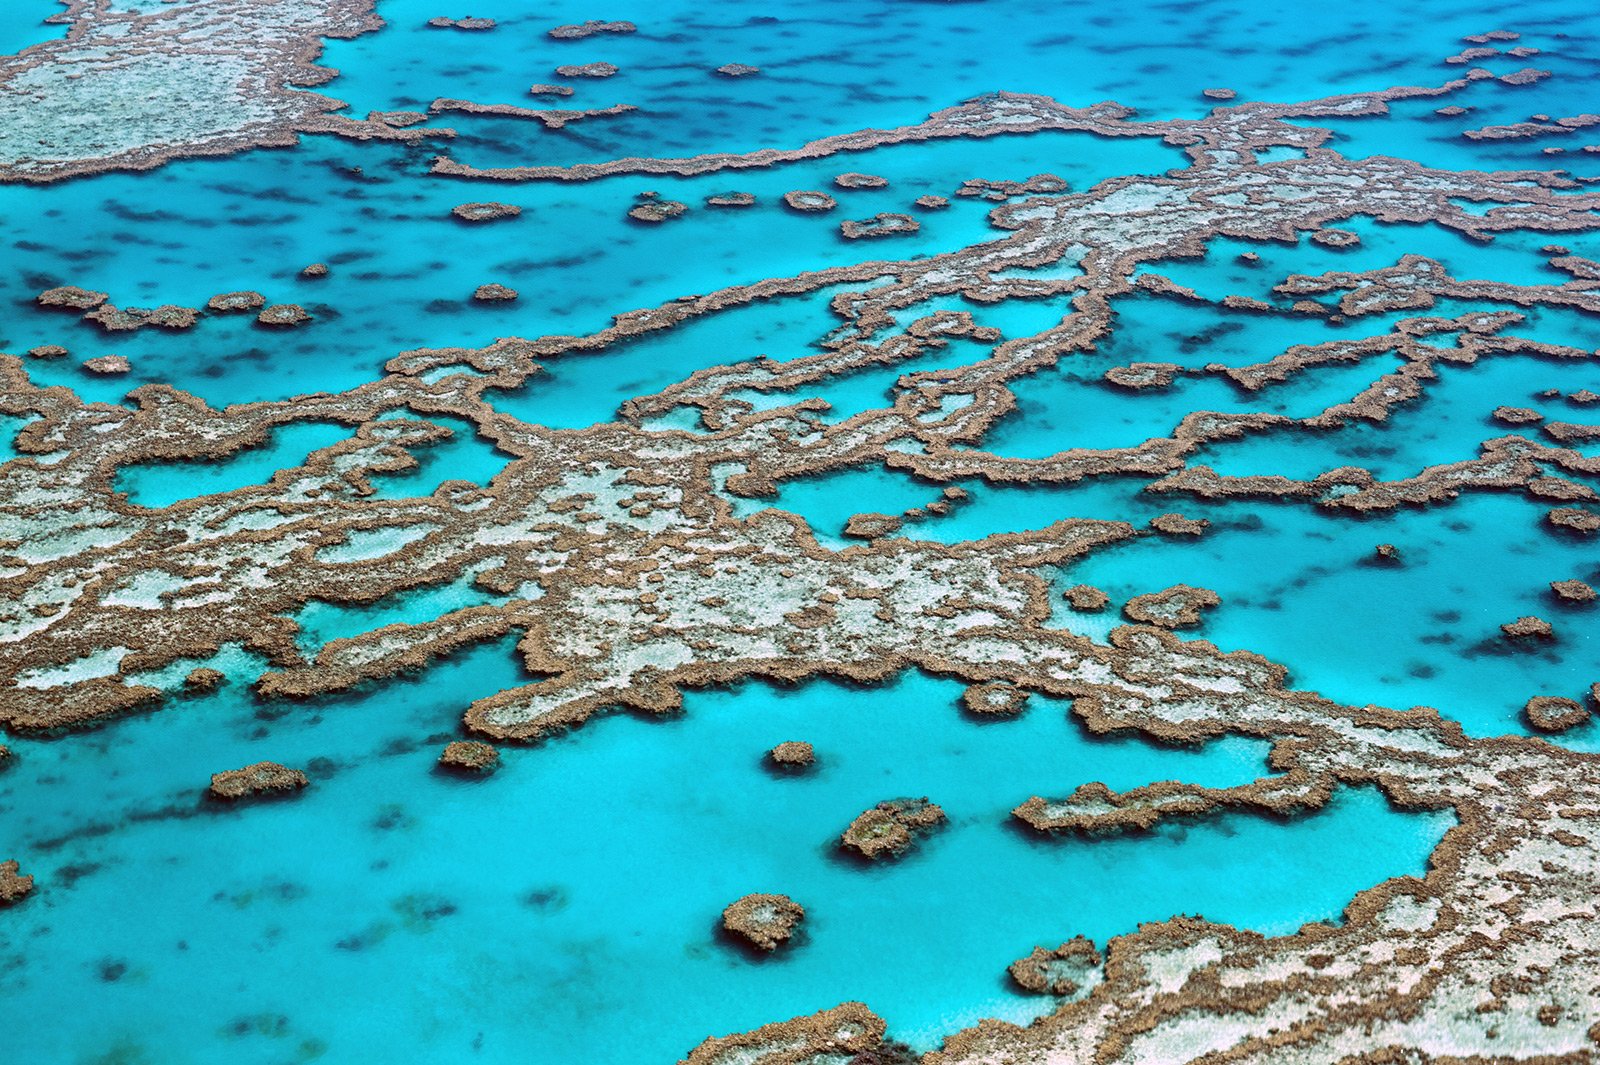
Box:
[767,741,815,769]
[82,355,130,374]
[627,193,688,223]
[685,1002,884,1064]
[207,291,266,313]
[0,0,386,182]
[555,62,618,78]
[1008,936,1102,995]
[256,304,311,328]
[1550,578,1596,602]
[1501,615,1554,639]
[962,681,1030,716]
[208,762,309,801]
[840,213,920,240]
[427,16,494,30]
[720,893,805,951]
[451,202,521,223]
[439,740,500,773]
[1523,696,1589,733]
[835,172,889,189]
[782,190,837,212]
[548,20,635,39]
[37,286,107,310]
[0,861,34,906]
[840,798,947,860]
[1062,584,1110,611]
[1122,584,1221,628]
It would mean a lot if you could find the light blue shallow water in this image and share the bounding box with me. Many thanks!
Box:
[0,653,1452,1063]
[4,0,1599,1057]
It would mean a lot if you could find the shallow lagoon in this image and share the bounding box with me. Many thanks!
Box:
[0,651,1451,1063]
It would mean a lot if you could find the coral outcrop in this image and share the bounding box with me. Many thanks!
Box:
[208,762,309,802]
[840,797,946,860]
[439,740,500,773]
[720,892,804,952]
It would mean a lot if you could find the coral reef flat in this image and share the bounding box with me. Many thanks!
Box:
[1,0,1599,1061]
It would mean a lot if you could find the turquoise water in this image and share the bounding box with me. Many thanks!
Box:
[114,422,356,508]
[0,659,1451,1063]
[0,2,64,54]
[6,0,1600,1057]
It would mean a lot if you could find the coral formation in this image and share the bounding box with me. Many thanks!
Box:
[1007,936,1102,995]
[782,190,837,212]
[839,213,920,240]
[439,740,500,773]
[208,762,310,801]
[840,798,947,860]
[720,893,805,951]
[256,304,311,327]
[451,202,521,222]
[0,861,34,906]
[1123,585,1221,628]
[767,741,815,769]
[1523,696,1589,733]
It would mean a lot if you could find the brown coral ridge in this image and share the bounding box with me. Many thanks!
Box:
[1062,584,1110,611]
[1523,696,1589,733]
[1550,578,1596,602]
[719,892,804,952]
[962,680,1030,717]
[427,16,494,30]
[1104,361,1180,390]
[627,193,688,223]
[82,355,130,375]
[1122,584,1220,629]
[429,98,637,131]
[835,172,889,189]
[83,304,200,332]
[683,1002,885,1065]
[1149,512,1208,536]
[1500,615,1554,640]
[256,304,311,328]
[439,739,500,773]
[840,797,947,860]
[1008,936,1102,995]
[207,291,267,313]
[839,213,920,240]
[766,741,815,770]
[184,667,224,691]
[0,0,389,183]
[0,860,34,906]
[781,190,837,213]
[555,62,619,78]
[208,762,309,802]
[37,286,108,310]
[451,201,521,223]
[548,20,635,39]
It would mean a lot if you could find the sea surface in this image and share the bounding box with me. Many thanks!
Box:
[2,0,1597,1061]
